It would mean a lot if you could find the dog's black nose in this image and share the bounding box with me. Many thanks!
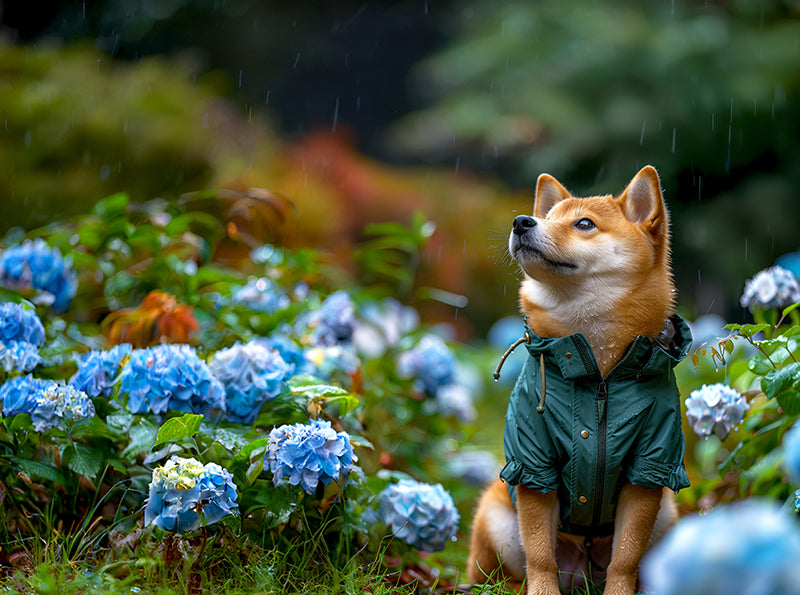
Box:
[512,215,536,235]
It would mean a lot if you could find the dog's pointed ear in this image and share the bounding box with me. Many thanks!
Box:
[535,174,572,218]
[618,166,668,238]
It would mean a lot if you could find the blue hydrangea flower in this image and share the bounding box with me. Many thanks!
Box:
[0,239,77,313]
[641,499,800,595]
[352,298,419,359]
[30,384,95,432]
[144,456,239,532]
[0,302,45,346]
[69,344,132,398]
[377,479,460,552]
[118,344,226,416]
[257,334,316,377]
[0,375,54,416]
[435,383,476,422]
[740,266,800,312]
[0,341,42,373]
[208,341,292,424]
[685,383,749,440]
[0,302,46,373]
[232,277,290,314]
[783,422,800,485]
[397,335,456,396]
[265,419,357,494]
[300,290,355,346]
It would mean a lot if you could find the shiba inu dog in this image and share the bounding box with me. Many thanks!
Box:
[468,166,691,595]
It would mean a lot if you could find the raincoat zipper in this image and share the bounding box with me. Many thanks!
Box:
[592,378,609,529]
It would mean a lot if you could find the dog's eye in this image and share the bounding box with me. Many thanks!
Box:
[575,218,596,231]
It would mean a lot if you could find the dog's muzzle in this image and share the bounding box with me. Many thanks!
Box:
[512,215,536,236]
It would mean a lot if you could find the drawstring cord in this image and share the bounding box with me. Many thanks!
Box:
[493,331,547,414]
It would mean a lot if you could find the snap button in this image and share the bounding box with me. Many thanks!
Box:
[580,430,590,439]
[565,352,572,359]
[578,496,588,504]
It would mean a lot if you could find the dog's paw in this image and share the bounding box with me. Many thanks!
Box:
[601,573,637,595]
[525,575,561,595]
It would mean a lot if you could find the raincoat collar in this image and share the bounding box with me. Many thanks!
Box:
[521,315,692,380]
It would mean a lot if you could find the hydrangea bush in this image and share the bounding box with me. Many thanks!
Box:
[0,196,475,588]
[144,456,239,532]
[0,238,77,312]
[376,478,460,552]
[119,344,226,416]
[209,341,292,423]
[641,500,800,595]
[265,419,357,494]
[0,302,45,372]
[685,383,750,440]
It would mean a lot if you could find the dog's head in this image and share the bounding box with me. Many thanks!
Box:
[509,165,670,288]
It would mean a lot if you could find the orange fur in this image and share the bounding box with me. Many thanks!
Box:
[469,166,678,595]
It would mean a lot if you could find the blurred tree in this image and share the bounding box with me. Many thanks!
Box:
[387,0,800,317]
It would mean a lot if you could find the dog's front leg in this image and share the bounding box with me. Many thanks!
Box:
[516,485,560,595]
[603,483,662,594]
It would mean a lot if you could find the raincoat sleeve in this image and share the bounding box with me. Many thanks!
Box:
[499,357,560,492]
[626,385,690,493]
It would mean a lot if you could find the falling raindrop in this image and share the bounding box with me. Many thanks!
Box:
[671,128,676,154]
[332,97,340,133]
[292,52,301,69]
[455,157,460,176]
[639,122,646,145]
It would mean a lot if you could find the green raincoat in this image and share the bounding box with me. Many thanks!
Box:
[499,316,692,537]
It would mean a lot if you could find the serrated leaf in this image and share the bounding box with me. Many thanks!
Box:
[783,325,800,338]
[154,414,204,446]
[776,390,800,416]
[62,444,104,480]
[748,354,774,375]
[10,457,67,485]
[725,323,770,337]
[232,437,270,465]
[120,419,159,460]
[762,363,800,399]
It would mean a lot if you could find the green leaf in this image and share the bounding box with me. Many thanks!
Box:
[288,375,349,398]
[10,457,67,485]
[62,444,104,480]
[782,300,800,320]
[154,414,204,446]
[725,323,770,338]
[120,419,159,460]
[761,363,800,399]
[748,353,774,375]
[776,390,800,416]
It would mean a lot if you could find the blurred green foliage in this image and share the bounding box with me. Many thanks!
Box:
[0,43,222,231]
[390,0,800,315]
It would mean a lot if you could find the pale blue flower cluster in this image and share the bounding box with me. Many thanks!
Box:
[258,334,317,377]
[740,265,800,312]
[782,422,800,485]
[0,239,77,313]
[69,344,132,397]
[685,383,749,440]
[144,456,239,532]
[0,302,45,373]
[377,478,460,552]
[30,384,95,432]
[0,375,52,416]
[265,419,357,494]
[397,335,456,396]
[208,340,292,423]
[641,500,800,595]
[302,290,355,346]
[118,344,225,416]
[233,277,290,314]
